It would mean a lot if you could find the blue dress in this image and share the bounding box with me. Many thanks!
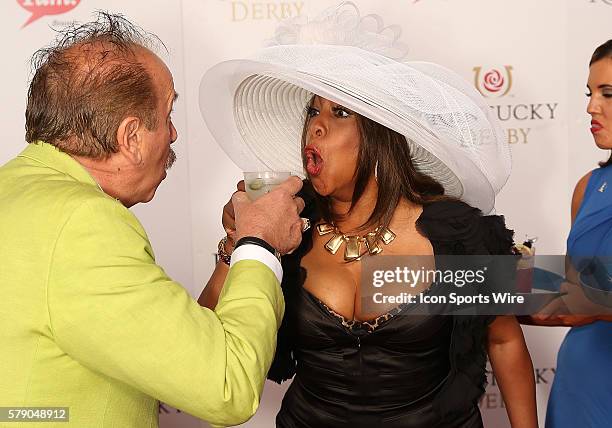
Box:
[546,166,612,427]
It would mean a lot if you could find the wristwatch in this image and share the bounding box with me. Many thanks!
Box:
[234,236,282,262]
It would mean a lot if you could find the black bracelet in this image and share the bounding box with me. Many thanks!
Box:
[234,236,281,261]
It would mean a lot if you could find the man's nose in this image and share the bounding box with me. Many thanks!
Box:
[170,122,178,143]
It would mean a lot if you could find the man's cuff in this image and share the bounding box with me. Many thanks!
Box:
[230,244,283,283]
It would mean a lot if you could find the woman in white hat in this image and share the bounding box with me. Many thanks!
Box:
[200,3,537,427]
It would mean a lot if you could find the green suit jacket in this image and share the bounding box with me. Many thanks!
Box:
[0,142,284,427]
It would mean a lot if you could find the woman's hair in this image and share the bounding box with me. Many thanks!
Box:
[590,39,612,66]
[301,96,449,231]
[591,40,612,168]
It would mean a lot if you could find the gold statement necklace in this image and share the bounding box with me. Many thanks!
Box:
[316,222,396,261]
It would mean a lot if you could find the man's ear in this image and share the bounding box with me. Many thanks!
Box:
[116,116,143,165]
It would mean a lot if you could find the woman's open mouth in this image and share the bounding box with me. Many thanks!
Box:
[304,145,323,176]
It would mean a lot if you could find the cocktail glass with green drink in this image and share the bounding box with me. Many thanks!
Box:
[243,171,310,233]
[244,171,291,201]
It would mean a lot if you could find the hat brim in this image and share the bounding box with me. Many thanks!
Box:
[199,49,508,213]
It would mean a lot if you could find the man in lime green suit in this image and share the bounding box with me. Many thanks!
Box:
[0,13,305,428]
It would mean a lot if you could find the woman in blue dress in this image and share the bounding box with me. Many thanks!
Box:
[543,40,612,428]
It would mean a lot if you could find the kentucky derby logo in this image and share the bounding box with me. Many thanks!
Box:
[473,66,513,98]
[17,0,81,29]
[224,0,304,22]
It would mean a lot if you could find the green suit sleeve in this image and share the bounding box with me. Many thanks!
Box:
[47,197,284,426]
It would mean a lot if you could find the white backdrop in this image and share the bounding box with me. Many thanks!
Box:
[2,1,611,427]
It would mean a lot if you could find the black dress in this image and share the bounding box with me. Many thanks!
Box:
[268,198,514,428]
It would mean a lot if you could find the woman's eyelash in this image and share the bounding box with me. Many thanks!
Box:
[306,105,352,118]
[307,107,319,117]
[586,92,612,98]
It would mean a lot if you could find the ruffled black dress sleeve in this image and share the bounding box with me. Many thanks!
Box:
[267,184,319,383]
[416,200,514,421]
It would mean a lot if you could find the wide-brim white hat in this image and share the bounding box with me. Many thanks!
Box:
[199,2,510,213]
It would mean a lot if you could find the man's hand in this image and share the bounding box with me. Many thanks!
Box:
[232,176,305,255]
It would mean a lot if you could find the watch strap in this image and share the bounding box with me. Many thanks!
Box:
[234,236,281,261]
